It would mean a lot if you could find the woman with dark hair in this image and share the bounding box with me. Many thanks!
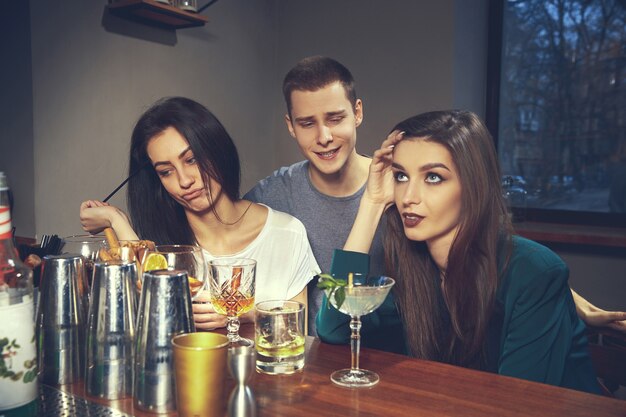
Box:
[317,110,600,393]
[81,97,319,329]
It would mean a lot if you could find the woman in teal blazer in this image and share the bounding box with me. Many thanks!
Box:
[317,110,600,394]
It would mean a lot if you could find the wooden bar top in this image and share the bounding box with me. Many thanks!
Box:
[51,324,625,417]
[254,337,625,416]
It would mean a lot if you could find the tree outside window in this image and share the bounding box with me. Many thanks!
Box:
[489,0,626,225]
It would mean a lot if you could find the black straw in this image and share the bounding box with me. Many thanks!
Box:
[102,164,148,203]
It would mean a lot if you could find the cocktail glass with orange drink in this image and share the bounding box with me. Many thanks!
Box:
[208,258,256,346]
[141,245,207,300]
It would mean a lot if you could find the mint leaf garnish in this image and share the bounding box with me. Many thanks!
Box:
[316,273,348,310]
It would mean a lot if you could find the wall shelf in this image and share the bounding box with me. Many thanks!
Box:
[107,0,208,30]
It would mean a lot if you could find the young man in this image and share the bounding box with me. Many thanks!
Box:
[245,56,626,340]
[244,56,391,338]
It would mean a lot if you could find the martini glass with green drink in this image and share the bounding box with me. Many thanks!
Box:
[318,273,395,388]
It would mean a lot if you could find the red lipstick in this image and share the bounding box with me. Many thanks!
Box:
[402,213,423,227]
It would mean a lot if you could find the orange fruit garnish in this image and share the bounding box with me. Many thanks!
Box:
[143,253,168,272]
[188,276,204,296]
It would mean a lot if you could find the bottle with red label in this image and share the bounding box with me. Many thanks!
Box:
[0,172,38,416]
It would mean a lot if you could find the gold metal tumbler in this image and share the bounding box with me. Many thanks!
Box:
[172,332,229,417]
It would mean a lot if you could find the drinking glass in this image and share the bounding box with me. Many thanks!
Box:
[141,245,208,300]
[134,270,195,413]
[37,254,87,385]
[98,239,155,265]
[324,274,395,388]
[61,234,107,287]
[255,300,305,374]
[86,261,137,399]
[208,258,256,346]
[97,239,154,293]
[172,332,229,417]
[177,0,197,12]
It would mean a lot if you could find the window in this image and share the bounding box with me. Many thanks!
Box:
[487,0,626,227]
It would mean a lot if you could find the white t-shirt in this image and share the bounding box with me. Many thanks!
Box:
[202,205,320,303]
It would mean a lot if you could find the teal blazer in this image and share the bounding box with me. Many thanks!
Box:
[316,236,600,394]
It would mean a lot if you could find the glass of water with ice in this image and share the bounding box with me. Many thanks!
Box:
[254,300,305,375]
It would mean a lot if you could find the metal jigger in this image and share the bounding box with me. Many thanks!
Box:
[134,269,195,414]
[36,254,88,385]
[85,261,137,399]
[227,346,257,417]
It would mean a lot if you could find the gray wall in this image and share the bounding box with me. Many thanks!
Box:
[0,0,35,237]
[6,0,476,237]
[27,0,277,236]
[271,1,459,165]
[1,0,624,311]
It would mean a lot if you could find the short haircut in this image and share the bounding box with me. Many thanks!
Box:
[282,56,357,116]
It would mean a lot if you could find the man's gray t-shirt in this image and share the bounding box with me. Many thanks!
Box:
[244,160,386,336]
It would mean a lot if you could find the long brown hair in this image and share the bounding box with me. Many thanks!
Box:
[384,110,513,368]
[127,97,241,245]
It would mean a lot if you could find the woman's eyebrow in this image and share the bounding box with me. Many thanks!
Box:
[152,147,192,167]
[178,146,192,158]
[419,162,451,172]
[391,161,451,172]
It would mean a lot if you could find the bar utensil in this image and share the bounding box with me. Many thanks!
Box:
[134,269,195,413]
[227,346,257,417]
[36,254,88,385]
[85,261,137,399]
[172,332,229,417]
[60,234,107,294]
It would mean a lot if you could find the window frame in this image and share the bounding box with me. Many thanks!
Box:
[485,0,626,228]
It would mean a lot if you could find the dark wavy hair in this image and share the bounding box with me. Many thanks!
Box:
[127,97,241,245]
[383,110,513,368]
[282,56,357,116]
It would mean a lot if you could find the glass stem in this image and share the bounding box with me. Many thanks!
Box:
[350,315,361,372]
[227,315,240,342]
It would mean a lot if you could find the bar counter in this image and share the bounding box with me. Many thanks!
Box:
[41,324,625,417]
